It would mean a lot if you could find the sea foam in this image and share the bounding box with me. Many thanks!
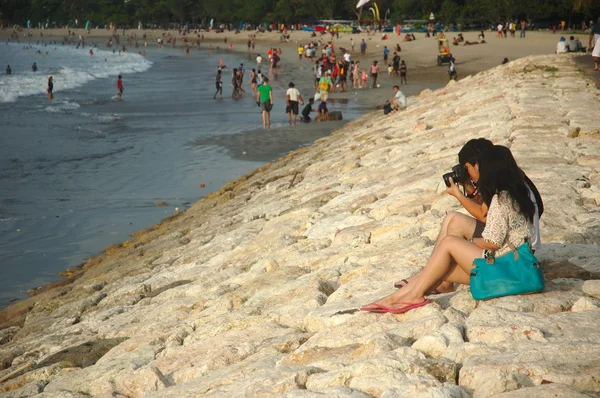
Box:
[0,44,152,103]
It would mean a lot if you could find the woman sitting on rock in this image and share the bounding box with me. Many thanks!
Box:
[361,145,535,314]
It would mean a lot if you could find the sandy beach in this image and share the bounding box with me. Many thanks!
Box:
[4,27,593,107]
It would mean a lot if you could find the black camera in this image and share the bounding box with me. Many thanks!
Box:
[442,164,469,187]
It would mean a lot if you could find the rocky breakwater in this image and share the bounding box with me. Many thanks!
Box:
[2,54,600,398]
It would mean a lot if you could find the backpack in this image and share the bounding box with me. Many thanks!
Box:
[319,79,329,91]
[524,175,544,217]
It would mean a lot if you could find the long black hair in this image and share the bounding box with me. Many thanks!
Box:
[477,145,535,222]
[458,138,493,166]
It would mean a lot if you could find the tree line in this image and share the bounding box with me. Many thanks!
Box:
[1,0,598,28]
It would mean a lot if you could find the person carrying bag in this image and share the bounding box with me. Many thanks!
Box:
[361,145,542,314]
[470,238,544,300]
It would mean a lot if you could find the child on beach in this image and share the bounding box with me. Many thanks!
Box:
[361,69,367,88]
[317,99,328,121]
[301,97,315,122]
[387,64,393,76]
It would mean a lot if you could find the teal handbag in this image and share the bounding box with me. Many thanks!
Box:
[470,241,544,300]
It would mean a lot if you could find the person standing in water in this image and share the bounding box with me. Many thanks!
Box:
[258,76,273,129]
[250,68,258,98]
[46,76,54,100]
[5,65,11,75]
[116,75,124,99]
[285,82,303,126]
[213,69,223,99]
[32,62,38,72]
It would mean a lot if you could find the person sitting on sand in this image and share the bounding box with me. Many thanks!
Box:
[464,40,484,46]
[458,33,464,42]
[360,144,537,314]
[502,58,509,64]
[452,37,459,46]
[568,36,585,52]
[556,36,569,54]
[403,35,413,42]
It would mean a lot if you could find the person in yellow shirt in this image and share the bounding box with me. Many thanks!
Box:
[298,45,304,60]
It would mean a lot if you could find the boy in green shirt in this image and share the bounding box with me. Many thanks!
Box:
[257,77,274,129]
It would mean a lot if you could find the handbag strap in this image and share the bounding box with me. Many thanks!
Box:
[486,237,531,264]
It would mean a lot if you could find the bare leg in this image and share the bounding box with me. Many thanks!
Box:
[369,236,481,309]
[394,211,477,291]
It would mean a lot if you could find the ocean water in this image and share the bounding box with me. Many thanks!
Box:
[0,42,366,307]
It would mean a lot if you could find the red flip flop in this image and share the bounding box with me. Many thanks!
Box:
[360,302,392,312]
[384,299,430,314]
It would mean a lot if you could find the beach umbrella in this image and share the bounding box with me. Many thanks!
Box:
[356,0,370,8]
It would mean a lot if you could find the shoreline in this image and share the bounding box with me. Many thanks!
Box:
[1,46,600,396]
[0,28,448,310]
[0,27,573,313]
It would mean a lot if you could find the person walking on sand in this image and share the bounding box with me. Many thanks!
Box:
[360,39,366,56]
[589,17,600,52]
[213,69,223,99]
[370,60,380,88]
[399,60,407,84]
[116,75,124,99]
[351,37,355,53]
[258,77,273,129]
[592,35,600,71]
[46,76,54,100]
[286,82,303,126]
[448,57,457,80]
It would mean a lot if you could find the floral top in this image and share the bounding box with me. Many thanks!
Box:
[481,191,534,256]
